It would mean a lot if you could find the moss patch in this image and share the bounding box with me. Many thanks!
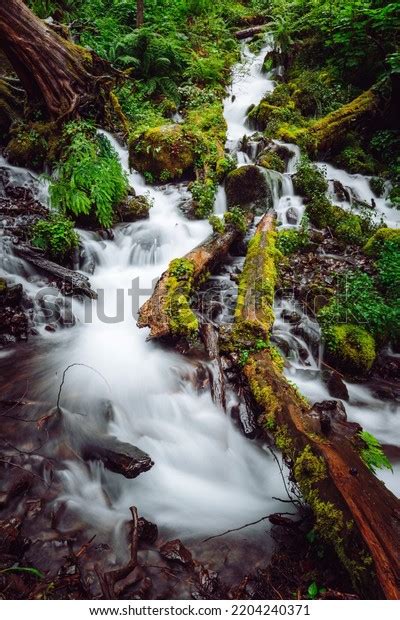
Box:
[164,258,199,339]
[323,324,376,375]
[225,165,271,212]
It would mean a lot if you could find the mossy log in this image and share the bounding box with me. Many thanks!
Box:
[236,215,400,599]
[308,88,381,156]
[137,214,253,340]
[0,0,121,120]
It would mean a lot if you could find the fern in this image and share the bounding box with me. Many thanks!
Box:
[359,431,393,474]
[50,122,128,229]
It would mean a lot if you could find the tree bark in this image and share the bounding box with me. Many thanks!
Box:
[235,25,267,40]
[0,0,118,119]
[236,214,400,599]
[136,0,144,28]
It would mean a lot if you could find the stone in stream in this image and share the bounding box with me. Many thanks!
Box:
[159,539,193,566]
[225,165,271,213]
[322,368,349,402]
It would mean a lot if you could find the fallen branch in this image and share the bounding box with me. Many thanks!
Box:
[235,25,268,40]
[13,244,97,299]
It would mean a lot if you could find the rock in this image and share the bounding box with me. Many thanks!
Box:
[129,124,200,183]
[323,324,376,376]
[286,207,298,225]
[159,539,193,566]
[332,180,351,202]
[322,368,349,401]
[281,309,301,324]
[225,165,271,213]
[118,195,151,223]
[231,402,257,438]
[137,517,158,545]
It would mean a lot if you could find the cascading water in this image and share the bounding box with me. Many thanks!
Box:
[1,34,399,573]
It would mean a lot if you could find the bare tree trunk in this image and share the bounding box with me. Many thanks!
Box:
[0,0,118,119]
[136,0,144,28]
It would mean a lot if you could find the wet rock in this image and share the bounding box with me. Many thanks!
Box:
[286,207,298,225]
[137,518,158,545]
[118,195,151,223]
[225,165,271,213]
[281,309,301,325]
[231,402,257,438]
[322,369,349,401]
[332,180,351,202]
[192,566,221,599]
[159,539,193,566]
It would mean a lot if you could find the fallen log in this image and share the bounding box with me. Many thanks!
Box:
[308,88,381,156]
[235,25,268,40]
[234,213,400,599]
[13,243,97,299]
[137,214,253,340]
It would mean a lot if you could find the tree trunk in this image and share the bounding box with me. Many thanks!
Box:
[136,0,144,28]
[0,0,118,119]
[236,214,400,599]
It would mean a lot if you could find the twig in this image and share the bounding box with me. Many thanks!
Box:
[56,363,111,411]
[202,515,270,543]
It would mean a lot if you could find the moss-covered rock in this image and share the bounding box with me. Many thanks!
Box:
[5,121,57,171]
[225,165,271,212]
[258,150,286,173]
[129,124,201,183]
[164,258,198,339]
[363,227,400,256]
[324,324,376,375]
[117,195,152,222]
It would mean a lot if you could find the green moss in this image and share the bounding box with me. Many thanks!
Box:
[294,446,327,496]
[119,195,151,222]
[235,226,279,337]
[129,124,202,183]
[323,324,376,375]
[363,227,400,257]
[258,151,286,173]
[275,424,295,458]
[334,145,377,175]
[165,258,199,339]
[208,215,225,234]
[6,121,56,171]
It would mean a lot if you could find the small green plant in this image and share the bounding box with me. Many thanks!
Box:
[209,215,225,234]
[224,207,247,233]
[359,431,393,474]
[31,213,78,260]
[191,179,217,219]
[307,581,326,600]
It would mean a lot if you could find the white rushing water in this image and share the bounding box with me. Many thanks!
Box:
[1,36,398,548]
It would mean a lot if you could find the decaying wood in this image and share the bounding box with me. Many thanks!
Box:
[138,215,253,339]
[0,0,120,120]
[237,214,400,599]
[200,323,226,411]
[13,243,97,299]
[235,25,268,40]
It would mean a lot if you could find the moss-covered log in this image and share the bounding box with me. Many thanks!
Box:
[0,0,120,120]
[235,214,400,599]
[137,214,253,340]
[308,88,381,156]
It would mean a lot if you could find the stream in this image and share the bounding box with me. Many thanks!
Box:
[0,37,399,583]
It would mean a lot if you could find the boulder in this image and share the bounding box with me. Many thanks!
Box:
[225,165,271,213]
[129,124,200,183]
[323,324,376,376]
[118,195,151,223]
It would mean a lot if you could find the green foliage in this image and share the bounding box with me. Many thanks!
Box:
[209,215,225,234]
[190,179,217,219]
[31,213,78,260]
[293,156,328,198]
[50,122,128,228]
[0,566,45,579]
[277,218,309,255]
[359,431,393,475]
[224,207,247,234]
[322,323,376,375]
[376,240,400,299]
[318,271,399,343]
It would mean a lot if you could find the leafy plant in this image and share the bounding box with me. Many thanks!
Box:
[359,431,393,474]
[50,122,128,228]
[31,213,78,260]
